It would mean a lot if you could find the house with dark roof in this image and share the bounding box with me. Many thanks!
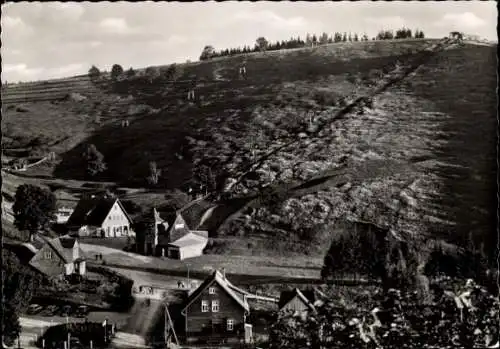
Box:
[29,236,86,279]
[278,288,322,317]
[135,208,208,260]
[180,270,253,345]
[66,195,133,238]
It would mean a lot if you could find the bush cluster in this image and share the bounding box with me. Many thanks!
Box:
[269,279,499,349]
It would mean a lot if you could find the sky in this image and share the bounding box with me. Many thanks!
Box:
[1,1,497,83]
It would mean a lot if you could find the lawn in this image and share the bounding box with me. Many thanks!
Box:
[80,237,133,252]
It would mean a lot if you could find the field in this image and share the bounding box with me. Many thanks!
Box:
[1,39,497,262]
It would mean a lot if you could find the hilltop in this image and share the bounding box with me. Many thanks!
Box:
[2,39,497,260]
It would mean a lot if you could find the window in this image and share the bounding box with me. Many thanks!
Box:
[175,223,184,229]
[227,319,234,331]
[44,251,52,259]
[201,300,209,313]
[211,300,219,312]
[209,287,215,295]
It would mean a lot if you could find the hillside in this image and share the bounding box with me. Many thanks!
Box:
[2,39,497,259]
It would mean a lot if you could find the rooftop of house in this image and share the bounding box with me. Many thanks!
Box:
[168,238,205,248]
[66,195,131,227]
[278,288,318,311]
[29,235,85,276]
[183,270,249,313]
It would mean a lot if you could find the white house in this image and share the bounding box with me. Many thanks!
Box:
[66,194,134,238]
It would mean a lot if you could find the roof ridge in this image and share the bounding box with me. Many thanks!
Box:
[182,270,249,314]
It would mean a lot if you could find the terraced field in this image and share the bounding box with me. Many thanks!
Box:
[1,39,496,260]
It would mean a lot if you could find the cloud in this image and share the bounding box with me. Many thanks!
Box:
[233,10,308,30]
[2,63,44,78]
[53,63,85,76]
[436,12,486,30]
[88,41,103,48]
[1,63,85,81]
[46,3,85,21]
[99,18,132,34]
[2,16,24,28]
[366,16,407,29]
[1,15,34,36]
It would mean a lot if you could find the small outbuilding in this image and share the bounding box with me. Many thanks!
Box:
[167,231,209,260]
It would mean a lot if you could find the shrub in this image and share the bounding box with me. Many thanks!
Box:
[82,144,106,177]
[270,279,499,349]
[111,64,124,80]
[88,65,100,80]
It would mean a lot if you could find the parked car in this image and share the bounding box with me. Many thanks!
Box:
[27,304,43,315]
[40,305,59,317]
[59,305,73,317]
[75,305,89,318]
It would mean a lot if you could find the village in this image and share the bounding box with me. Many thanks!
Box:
[2,2,499,349]
[5,184,338,348]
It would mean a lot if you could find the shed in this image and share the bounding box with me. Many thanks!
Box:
[167,231,208,260]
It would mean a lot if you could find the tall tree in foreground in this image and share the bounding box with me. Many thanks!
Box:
[13,184,56,241]
[83,144,107,177]
[1,250,42,346]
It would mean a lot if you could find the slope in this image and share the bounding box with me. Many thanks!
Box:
[1,39,496,260]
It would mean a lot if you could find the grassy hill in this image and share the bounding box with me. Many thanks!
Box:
[2,39,496,260]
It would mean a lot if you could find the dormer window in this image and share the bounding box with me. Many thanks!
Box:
[44,251,52,259]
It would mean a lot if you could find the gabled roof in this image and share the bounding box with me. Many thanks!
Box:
[168,231,208,248]
[168,239,204,248]
[29,236,85,275]
[67,196,132,227]
[191,230,209,239]
[278,288,317,312]
[166,214,191,242]
[46,236,83,263]
[182,270,249,314]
